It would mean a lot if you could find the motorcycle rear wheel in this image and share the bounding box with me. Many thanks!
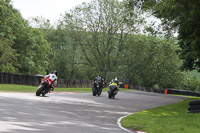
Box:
[108,93,113,99]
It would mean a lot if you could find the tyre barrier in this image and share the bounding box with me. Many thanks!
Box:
[188,100,200,113]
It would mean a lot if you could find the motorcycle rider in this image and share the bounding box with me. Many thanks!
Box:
[93,75,104,88]
[109,77,120,89]
[108,77,120,98]
[43,70,58,91]
[93,74,104,88]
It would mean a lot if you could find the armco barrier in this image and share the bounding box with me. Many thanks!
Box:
[130,85,200,97]
[167,89,200,97]
[130,86,165,94]
[0,72,37,86]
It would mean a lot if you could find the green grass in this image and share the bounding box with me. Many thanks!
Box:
[0,84,130,93]
[0,84,37,92]
[121,97,200,133]
[170,94,200,98]
[0,84,94,92]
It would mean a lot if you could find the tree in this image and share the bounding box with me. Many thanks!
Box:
[60,0,143,78]
[0,38,19,73]
[11,21,50,75]
[45,27,81,79]
[0,0,50,75]
[124,0,200,72]
[124,35,183,88]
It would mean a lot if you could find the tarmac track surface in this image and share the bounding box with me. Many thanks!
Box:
[0,91,185,133]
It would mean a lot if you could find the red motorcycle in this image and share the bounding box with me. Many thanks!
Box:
[36,74,57,96]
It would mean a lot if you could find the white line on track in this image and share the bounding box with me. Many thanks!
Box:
[117,114,147,133]
[117,115,136,133]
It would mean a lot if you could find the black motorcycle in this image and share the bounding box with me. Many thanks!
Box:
[36,79,52,96]
[108,84,119,99]
[92,81,102,96]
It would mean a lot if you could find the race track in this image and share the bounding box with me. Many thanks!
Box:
[0,90,185,133]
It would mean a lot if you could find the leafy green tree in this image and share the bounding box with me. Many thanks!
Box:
[0,38,19,73]
[124,0,200,72]
[0,0,23,73]
[60,0,143,79]
[124,35,183,88]
[46,27,81,79]
[30,16,85,79]
[0,0,50,75]
[11,22,50,75]
[180,73,200,92]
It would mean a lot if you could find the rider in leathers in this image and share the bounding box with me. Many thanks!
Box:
[44,71,58,91]
[93,75,104,88]
[109,77,120,90]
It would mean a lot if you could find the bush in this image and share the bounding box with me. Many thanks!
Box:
[179,76,200,92]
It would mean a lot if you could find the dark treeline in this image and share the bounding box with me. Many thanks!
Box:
[1,0,200,91]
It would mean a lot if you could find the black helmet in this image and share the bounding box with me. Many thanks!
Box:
[53,70,57,76]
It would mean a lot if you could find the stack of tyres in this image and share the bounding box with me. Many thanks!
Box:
[188,100,200,113]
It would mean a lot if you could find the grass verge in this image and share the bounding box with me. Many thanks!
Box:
[0,84,94,92]
[121,97,200,133]
[0,84,130,93]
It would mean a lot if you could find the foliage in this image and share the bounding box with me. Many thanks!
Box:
[14,27,50,75]
[124,0,200,72]
[0,0,50,75]
[0,0,21,73]
[0,38,19,73]
[1,0,200,91]
[179,74,200,92]
[188,70,200,79]
[124,35,183,88]
[59,0,143,79]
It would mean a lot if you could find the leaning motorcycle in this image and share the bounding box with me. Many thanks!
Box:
[92,81,102,96]
[108,82,119,99]
[36,79,52,96]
